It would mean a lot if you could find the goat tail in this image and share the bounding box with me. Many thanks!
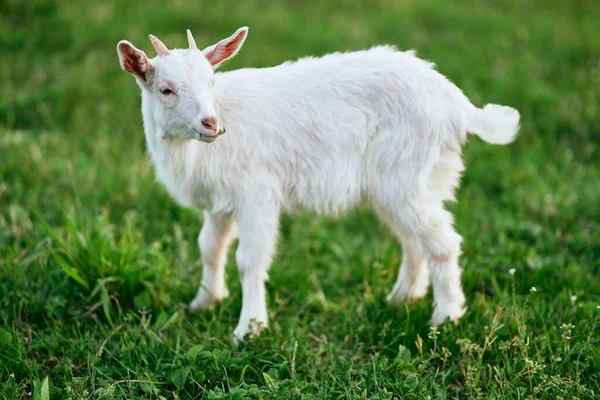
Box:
[468,104,520,145]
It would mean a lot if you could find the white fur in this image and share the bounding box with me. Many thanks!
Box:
[117,28,520,340]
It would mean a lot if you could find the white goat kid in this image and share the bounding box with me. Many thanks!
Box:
[117,27,520,341]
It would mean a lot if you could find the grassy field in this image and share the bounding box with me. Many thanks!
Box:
[1,0,599,398]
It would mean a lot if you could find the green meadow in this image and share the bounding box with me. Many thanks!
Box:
[1,0,599,398]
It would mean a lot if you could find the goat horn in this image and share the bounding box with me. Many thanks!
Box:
[148,34,170,56]
[186,29,198,50]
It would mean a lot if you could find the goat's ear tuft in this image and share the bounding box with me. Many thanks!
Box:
[202,27,248,69]
[117,40,154,82]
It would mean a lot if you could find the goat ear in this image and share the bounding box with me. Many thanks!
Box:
[202,27,248,69]
[117,40,154,82]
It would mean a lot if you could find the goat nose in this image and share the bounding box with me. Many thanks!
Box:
[201,116,218,133]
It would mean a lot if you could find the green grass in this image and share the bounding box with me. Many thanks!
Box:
[1,0,599,398]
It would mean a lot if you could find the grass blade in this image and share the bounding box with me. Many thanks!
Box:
[52,252,89,289]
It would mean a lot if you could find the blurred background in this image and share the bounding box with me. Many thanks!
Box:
[1,0,599,398]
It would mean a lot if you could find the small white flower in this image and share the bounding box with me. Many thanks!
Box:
[428,326,440,340]
[570,295,577,304]
[530,287,537,292]
[10,373,15,378]
[508,268,516,276]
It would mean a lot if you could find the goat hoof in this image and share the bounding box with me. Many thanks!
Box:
[430,304,466,326]
[189,287,229,312]
[232,319,266,344]
[386,284,410,305]
[387,283,427,305]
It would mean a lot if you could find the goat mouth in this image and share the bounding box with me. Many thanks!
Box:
[192,129,219,143]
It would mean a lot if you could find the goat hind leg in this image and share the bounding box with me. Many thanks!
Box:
[383,203,465,324]
[418,209,466,325]
[386,233,430,304]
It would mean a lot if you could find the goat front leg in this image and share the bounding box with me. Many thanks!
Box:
[232,205,280,342]
[189,212,237,311]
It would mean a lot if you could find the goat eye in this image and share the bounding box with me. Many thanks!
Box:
[160,88,173,95]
